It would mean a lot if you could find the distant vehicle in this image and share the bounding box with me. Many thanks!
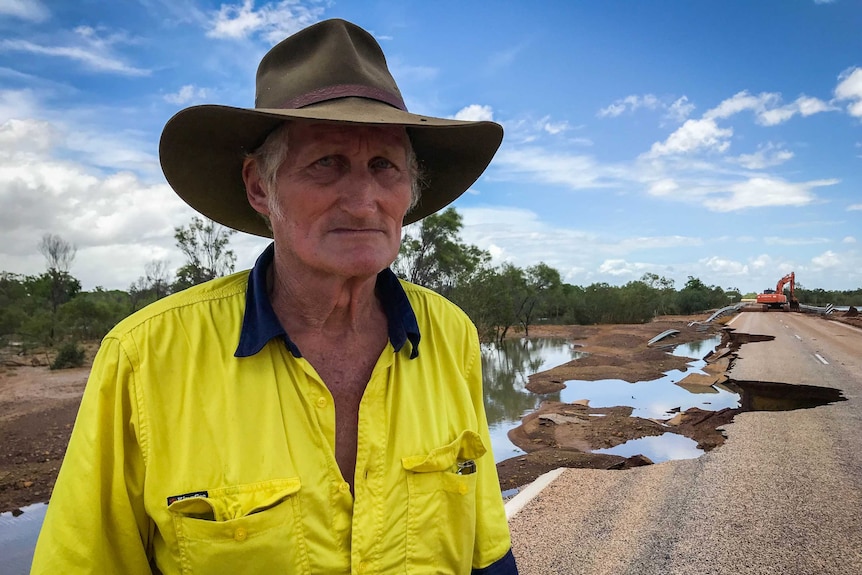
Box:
[756,272,799,311]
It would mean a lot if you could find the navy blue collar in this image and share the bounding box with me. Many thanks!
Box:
[235,243,420,360]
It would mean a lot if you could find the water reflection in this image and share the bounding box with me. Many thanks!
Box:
[0,502,47,575]
[482,335,737,463]
[593,433,702,462]
[482,338,582,461]
[559,335,739,418]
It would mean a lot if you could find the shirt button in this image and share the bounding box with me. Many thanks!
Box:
[234,527,247,542]
[317,397,327,408]
[358,561,368,573]
[459,484,469,495]
[338,482,350,493]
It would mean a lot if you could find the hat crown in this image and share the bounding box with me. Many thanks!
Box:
[255,19,405,111]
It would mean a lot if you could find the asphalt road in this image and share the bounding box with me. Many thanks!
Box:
[508,312,862,575]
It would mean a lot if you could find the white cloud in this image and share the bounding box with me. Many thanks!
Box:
[207,0,325,44]
[494,146,607,189]
[542,119,569,135]
[811,250,841,269]
[665,96,695,123]
[835,67,862,118]
[454,104,494,122]
[733,142,794,169]
[598,94,661,118]
[0,26,148,76]
[648,178,679,197]
[703,176,837,212]
[764,236,829,246]
[164,84,209,105]
[699,256,749,276]
[0,0,49,21]
[842,236,857,244]
[847,203,862,211]
[648,118,733,156]
[704,90,834,126]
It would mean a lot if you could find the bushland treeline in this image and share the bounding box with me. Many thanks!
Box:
[2,210,860,352]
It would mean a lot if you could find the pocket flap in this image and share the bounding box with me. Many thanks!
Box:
[402,430,487,473]
[168,478,302,521]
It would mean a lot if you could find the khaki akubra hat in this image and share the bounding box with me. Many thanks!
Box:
[159,18,503,237]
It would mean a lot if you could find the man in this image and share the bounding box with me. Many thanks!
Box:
[32,18,516,574]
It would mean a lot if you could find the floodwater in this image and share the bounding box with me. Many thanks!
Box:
[483,335,732,463]
[0,503,46,574]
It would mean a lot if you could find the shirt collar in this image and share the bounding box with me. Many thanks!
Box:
[235,243,420,359]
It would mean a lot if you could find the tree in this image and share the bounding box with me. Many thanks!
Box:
[172,217,237,291]
[517,263,563,336]
[37,234,79,344]
[394,208,488,296]
[129,259,172,311]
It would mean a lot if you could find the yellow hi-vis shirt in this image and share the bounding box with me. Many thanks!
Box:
[31,246,515,574]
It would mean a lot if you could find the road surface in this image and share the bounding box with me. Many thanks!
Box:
[508,312,862,575]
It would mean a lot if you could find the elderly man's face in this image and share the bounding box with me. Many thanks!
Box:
[254,122,413,281]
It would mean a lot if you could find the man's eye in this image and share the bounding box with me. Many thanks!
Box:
[371,157,395,170]
[315,156,336,168]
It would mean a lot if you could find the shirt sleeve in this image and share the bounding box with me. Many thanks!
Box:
[466,327,519,573]
[30,336,152,574]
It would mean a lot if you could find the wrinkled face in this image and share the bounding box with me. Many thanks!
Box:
[251,122,414,281]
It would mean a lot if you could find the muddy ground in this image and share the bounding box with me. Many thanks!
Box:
[1,311,856,512]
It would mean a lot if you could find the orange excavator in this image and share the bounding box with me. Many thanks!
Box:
[756,272,799,311]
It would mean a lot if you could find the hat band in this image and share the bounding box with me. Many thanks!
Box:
[278,83,407,111]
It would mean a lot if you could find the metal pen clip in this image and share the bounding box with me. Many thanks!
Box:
[456,460,476,475]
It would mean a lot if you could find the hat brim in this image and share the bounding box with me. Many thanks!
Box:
[159,98,503,237]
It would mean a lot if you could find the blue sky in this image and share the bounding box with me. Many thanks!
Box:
[0,0,860,295]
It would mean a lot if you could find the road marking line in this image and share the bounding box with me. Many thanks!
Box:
[727,314,742,326]
[814,353,829,365]
[505,468,566,519]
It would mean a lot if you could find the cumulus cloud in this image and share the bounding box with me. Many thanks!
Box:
[842,236,857,244]
[0,0,49,21]
[703,176,836,212]
[733,142,794,169]
[207,0,325,44]
[0,26,148,76]
[454,104,494,122]
[811,250,841,269]
[0,116,210,289]
[648,118,733,156]
[699,256,749,275]
[835,67,862,118]
[164,84,209,105]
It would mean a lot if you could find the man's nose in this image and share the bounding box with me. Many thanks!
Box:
[338,169,379,216]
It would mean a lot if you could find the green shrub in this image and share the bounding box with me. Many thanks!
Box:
[51,342,85,370]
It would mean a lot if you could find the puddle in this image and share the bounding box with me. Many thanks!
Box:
[593,433,703,462]
[559,335,739,419]
[0,502,47,574]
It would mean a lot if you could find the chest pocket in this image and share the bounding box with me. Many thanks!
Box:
[168,478,308,575]
[402,430,487,574]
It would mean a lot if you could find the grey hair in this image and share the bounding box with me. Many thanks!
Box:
[246,122,425,231]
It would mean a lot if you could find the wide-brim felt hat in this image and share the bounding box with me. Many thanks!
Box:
[159,18,504,237]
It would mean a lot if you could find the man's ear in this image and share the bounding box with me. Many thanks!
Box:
[242,158,269,217]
